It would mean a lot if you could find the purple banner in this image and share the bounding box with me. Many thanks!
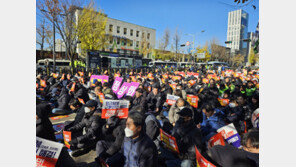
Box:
[112,77,123,94]
[226,133,241,148]
[126,82,140,97]
[116,82,131,99]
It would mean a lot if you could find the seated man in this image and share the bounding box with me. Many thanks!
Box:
[200,102,226,142]
[52,87,71,115]
[107,111,158,167]
[130,88,147,114]
[208,130,259,167]
[162,107,204,167]
[67,100,105,151]
[95,116,126,161]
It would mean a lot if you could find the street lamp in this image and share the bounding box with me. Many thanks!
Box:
[185,30,205,62]
[40,9,67,73]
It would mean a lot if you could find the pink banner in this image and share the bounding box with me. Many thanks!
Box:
[90,75,102,85]
[116,82,131,99]
[126,82,140,97]
[101,75,109,84]
[112,77,123,94]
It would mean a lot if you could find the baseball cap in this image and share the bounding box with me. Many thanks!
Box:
[177,107,193,118]
[84,100,98,108]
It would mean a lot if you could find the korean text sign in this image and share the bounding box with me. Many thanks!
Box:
[63,131,72,149]
[102,100,129,119]
[195,146,216,167]
[166,94,180,106]
[126,82,140,97]
[116,82,131,99]
[217,123,242,148]
[159,129,179,154]
[112,77,123,94]
[36,137,63,167]
[187,94,199,108]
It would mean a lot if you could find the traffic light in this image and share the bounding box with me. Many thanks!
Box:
[225,41,232,44]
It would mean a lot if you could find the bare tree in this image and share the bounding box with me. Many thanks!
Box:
[36,19,52,59]
[162,27,170,51]
[172,27,181,61]
[37,0,85,71]
[210,38,228,62]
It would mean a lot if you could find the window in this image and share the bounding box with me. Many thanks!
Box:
[109,24,113,32]
[123,39,126,46]
[130,29,133,36]
[147,43,150,48]
[117,26,120,33]
[117,38,120,45]
[130,40,133,46]
[136,31,139,37]
[110,38,113,44]
[142,32,145,38]
[147,33,150,39]
[124,28,127,35]
[136,41,139,47]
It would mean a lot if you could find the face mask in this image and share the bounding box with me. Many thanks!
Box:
[229,103,236,108]
[84,107,91,113]
[124,127,134,138]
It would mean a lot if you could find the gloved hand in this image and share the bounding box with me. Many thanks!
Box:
[99,151,110,160]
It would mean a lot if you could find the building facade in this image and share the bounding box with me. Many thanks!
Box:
[75,8,156,59]
[226,9,249,61]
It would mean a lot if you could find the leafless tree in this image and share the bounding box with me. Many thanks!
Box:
[37,0,85,71]
[172,27,181,61]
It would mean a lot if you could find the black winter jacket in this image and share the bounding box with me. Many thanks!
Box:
[36,103,56,141]
[68,112,104,143]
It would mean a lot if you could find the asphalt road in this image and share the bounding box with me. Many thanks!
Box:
[50,113,98,167]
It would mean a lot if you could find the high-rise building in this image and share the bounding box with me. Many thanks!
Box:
[226,9,249,61]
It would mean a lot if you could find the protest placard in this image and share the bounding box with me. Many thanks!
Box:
[102,100,129,119]
[78,98,85,104]
[217,123,242,148]
[126,82,140,97]
[188,80,196,86]
[159,129,179,154]
[70,82,75,92]
[208,133,225,147]
[40,80,46,88]
[111,77,123,94]
[98,93,105,103]
[218,98,230,107]
[187,94,199,108]
[36,137,63,167]
[63,131,72,149]
[169,83,177,91]
[166,94,180,106]
[117,82,131,99]
[195,146,216,167]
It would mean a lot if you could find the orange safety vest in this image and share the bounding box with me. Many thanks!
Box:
[70,82,76,92]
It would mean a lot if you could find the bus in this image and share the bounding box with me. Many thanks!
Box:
[148,60,178,68]
[207,61,229,67]
[177,62,196,68]
[36,59,71,70]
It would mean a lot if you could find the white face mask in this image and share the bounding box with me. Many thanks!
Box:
[124,127,134,138]
[229,103,236,108]
[84,107,91,113]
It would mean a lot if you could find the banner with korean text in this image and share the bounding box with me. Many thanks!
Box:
[36,137,63,167]
[102,100,129,119]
